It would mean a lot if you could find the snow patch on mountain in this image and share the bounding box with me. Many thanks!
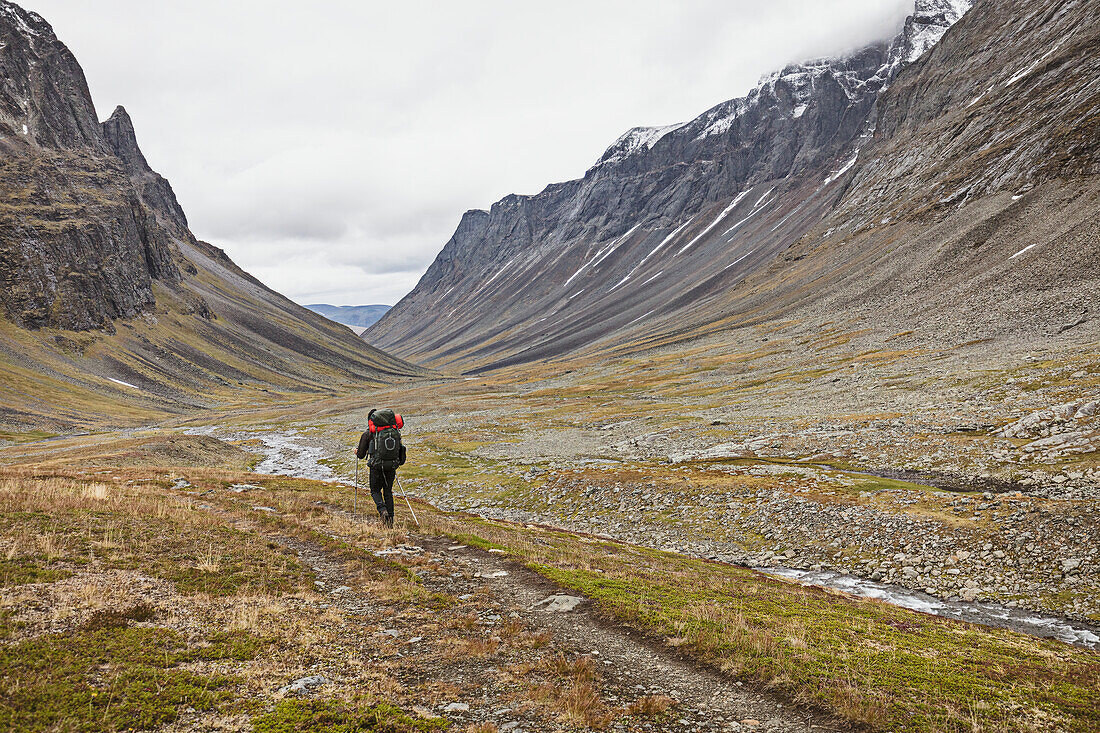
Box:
[591,122,687,170]
[889,0,974,67]
[610,217,697,292]
[1005,40,1064,87]
[588,1,972,176]
[0,1,48,38]
[824,153,859,185]
[678,193,751,255]
[564,225,642,288]
[722,189,774,239]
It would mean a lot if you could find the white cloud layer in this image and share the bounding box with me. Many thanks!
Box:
[27,0,913,305]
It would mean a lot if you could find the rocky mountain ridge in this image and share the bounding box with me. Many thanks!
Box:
[0,0,420,429]
[367,0,977,369]
[369,0,1098,375]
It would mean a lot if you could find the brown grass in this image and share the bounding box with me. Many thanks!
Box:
[626,694,676,717]
[532,654,614,728]
[465,724,498,733]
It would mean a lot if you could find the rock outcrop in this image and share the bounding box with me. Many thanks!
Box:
[102,105,191,237]
[0,2,181,330]
[838,0,1100,224]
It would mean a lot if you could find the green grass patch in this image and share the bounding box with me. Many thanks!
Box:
[0,556,72,586]
[252,700,449,733]
[0,624,268,732]
[0,430,58,445]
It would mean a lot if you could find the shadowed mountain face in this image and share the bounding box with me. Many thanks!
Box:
[368,0,1099,372]
[0,1,420,429]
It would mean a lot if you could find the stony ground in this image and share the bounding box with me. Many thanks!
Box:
[0,457,850,733]
[2,428,1098,732]
[269,334,1100,628]
[3,330,1099,732]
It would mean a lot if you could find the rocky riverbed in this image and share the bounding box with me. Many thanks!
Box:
[191,417,1099,652]
[417,459,1099,626]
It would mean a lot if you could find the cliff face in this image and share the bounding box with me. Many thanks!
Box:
[838,0,1100,224]
[733,0,1100,350]
[0,2,181,330]
[102,105,192,237]
[367,1,975,370]
[370,0,1100,372]
[0,3,105,151]
[0,0,421,429]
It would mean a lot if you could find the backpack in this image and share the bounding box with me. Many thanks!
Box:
[369,409,402,431]
[368,409,405,468]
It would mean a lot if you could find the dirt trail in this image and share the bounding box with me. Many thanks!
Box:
[273,500,851,733]
[420,534,848,733]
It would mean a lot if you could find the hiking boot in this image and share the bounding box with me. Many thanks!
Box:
[380,510,393,528]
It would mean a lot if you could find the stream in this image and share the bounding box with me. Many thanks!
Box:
[761,567,1099,650]
[185,426,338,482]
[193,426,1100,651]
[805,463,1025,495]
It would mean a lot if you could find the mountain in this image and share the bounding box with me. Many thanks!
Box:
[367,0,1099,372]
[0,1,421,430]
[306,304,391,330]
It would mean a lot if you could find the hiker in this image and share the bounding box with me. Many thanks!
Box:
[356,408,406,527]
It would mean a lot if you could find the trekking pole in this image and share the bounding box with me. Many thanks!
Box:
[395,475,420,528]
[354,457,359,515]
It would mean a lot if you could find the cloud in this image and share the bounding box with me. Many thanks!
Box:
[28,0,917,305]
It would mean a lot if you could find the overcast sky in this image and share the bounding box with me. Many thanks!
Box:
[28,0,913,306]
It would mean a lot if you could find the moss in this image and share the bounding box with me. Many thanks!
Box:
[252,700,449,733]
[303,529,422,585]
[0,609,24,640]
[0,430,58,444]
[81,602,156,631]
[188,630,275,662]
[0,625,267,732]
[0,557,72,586]
[446,531,503,553]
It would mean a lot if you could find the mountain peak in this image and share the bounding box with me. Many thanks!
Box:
[588,0,971,177]
[891,0,973,66]
[371,0,1083,372]
[107,104,133,124]
[0,0,105,151]
[100,104,191,235]
[591,123,688,171]
[0,0,51,38]
[102,104,152,172]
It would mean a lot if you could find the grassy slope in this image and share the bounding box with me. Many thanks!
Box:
[0,275,425,433]
[1,434,1096,733]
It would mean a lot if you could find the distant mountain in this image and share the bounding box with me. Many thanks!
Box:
[0,0,421,429]
[306,304,391,330]
[368,0,1100,372]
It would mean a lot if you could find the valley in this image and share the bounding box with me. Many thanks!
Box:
[129,324,1099,635]
[2,0,1099,730]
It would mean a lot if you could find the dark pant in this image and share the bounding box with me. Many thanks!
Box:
[370,465,396,522]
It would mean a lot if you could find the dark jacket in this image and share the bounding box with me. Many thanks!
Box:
[355,430,406,467]
[356,431,372,460]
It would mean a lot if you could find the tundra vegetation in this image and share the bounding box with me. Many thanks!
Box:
[0,422,1096,733]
